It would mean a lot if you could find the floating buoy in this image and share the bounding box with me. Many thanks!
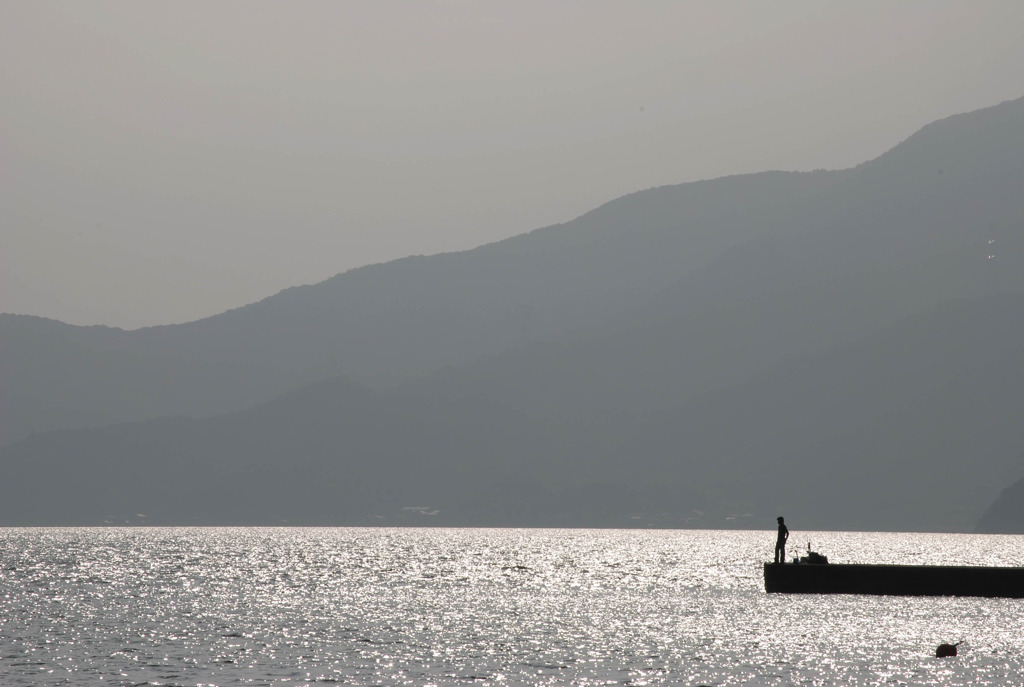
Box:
[936,642,960,658]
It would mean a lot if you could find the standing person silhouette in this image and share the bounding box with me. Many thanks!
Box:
[775,516,789,563]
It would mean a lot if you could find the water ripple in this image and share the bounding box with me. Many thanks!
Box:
[0,528,1022,685]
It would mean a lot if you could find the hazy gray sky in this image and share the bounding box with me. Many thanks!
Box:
[3,1,1023,328]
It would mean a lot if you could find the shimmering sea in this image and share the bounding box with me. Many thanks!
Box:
[1,528,1022,686]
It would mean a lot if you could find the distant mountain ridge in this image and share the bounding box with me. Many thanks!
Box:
[0,168,845,446]
[976,476,1024,534]
[2,95,1023,530]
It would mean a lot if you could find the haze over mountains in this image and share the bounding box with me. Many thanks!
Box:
[2,96,1023,531]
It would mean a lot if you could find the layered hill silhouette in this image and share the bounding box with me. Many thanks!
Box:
[2,96,1023,530]
[0,169,846,446]
[976,476,1024,534]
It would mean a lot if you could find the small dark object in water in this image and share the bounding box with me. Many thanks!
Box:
[936,642,960,658]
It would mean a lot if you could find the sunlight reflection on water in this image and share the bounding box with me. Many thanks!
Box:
[1,528,1022,685]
